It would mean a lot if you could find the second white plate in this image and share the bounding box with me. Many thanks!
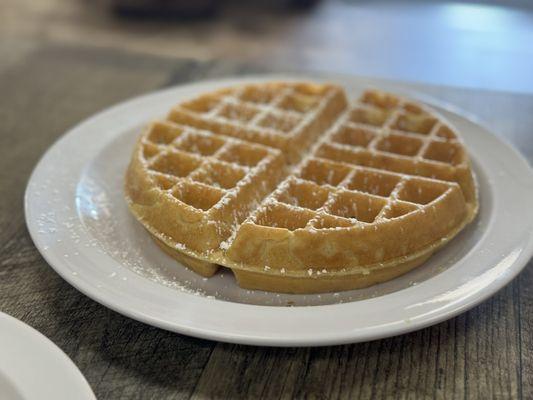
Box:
[25,75,533,346]
[0,312,95,400]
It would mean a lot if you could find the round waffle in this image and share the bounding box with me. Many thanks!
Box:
[125,82,478,293]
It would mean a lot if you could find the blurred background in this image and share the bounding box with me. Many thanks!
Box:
[2,0,533,93]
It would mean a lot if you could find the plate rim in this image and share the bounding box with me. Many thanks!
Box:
[24,74,533,346]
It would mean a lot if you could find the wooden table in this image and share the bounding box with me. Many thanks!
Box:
[1,44,532,399]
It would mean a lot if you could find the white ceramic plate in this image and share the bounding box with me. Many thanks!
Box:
[0,312,95,400]
[25,75,533,346]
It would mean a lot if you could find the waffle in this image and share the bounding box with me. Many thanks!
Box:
[167,82,347,162]
[125,82,478,294]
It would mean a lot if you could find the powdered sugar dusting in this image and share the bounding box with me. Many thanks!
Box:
[28,83,485,308]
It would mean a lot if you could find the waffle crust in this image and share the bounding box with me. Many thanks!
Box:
[126,82,478,294]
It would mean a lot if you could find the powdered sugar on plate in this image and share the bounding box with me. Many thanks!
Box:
[66,125,482,306]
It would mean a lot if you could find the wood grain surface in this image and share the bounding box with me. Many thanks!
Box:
[1,44,532,400]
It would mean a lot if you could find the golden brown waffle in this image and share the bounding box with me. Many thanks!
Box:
[167,82,347,162]
[126,82,478,294]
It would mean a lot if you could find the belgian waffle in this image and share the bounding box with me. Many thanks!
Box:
[125,82,478,294]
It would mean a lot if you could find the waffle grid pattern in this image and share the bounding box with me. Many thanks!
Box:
[315,96,469,186]
[128,84,478,291]
[141,121,280,218]
[244,90,467,232]
[167,83,346,163]
[141,88,470,236]
[178,84,330,137]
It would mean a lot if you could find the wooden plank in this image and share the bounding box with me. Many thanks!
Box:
[519,263,533,400]
[192,288,521,399]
